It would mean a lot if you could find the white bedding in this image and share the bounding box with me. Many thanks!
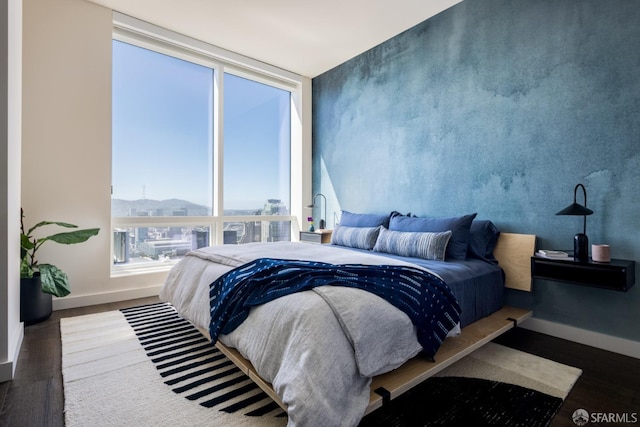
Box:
[160,241,453,426]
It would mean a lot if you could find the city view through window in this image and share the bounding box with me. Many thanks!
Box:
[112,40,291,267]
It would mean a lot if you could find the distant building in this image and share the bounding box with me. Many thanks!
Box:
[113,229,129,264]
[192,229,210,249]
[261,199,290,242]
[262,199,288,215]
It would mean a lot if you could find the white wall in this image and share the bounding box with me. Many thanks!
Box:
[22,0,166,310]
[1,0,23,382]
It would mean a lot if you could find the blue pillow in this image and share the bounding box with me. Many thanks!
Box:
[389,213,477,260]
[373,227,452,261]
[330,224,381,250]
[339,210,390,228]
[467,220,500,263]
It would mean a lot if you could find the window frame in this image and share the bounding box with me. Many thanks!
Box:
[111,13,307,277]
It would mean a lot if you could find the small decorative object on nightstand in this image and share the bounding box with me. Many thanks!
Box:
[300,230,332,244]
[591,244,611,263]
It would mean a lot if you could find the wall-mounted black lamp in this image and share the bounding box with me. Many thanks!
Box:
[305,193,327,230]
[556,183,593,262]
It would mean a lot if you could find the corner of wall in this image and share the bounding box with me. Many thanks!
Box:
[0,323,24,382]
[1,0,23,382]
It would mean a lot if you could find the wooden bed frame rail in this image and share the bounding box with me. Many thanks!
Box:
[366,306,531,413]
[214,306,532,414]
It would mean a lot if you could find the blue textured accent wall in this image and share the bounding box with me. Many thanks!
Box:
[312,0,640,342]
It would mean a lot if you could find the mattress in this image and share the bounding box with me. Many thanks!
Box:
[335,246,505,327]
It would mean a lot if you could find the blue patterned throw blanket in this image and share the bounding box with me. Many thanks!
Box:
[209,258,461,358]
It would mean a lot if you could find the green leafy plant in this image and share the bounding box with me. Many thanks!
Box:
[20,209,100,297]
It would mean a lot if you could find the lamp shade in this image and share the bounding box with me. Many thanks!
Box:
[555,183,593,217]
[555,202,593,216]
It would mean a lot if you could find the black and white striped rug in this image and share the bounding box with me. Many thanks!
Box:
[120,303,286,417]
[61,303,581,427]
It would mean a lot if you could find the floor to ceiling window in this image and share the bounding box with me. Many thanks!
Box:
[111,23,297,274]
[222,73,292,245]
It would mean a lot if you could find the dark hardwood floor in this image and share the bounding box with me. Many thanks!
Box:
[494,328,640,427]
[1,297,638,427]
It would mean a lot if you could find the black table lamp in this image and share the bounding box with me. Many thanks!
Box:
[305,193,327,230]
[556,183,593,262]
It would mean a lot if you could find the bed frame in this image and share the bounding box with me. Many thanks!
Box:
[210,232,537,415]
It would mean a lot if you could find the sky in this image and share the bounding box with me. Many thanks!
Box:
[112,40,291,212]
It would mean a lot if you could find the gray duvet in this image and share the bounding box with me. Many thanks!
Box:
[160,241,453,426]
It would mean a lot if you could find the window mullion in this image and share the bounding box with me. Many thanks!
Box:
[213,68,224,245]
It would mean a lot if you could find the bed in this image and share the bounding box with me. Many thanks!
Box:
[160,212,535,426]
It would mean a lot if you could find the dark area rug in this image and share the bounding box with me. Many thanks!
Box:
[359,376,562,427]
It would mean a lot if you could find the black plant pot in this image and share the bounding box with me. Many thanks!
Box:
[20,274,52,325]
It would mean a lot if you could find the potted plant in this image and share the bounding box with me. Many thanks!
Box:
[20,209,100,325]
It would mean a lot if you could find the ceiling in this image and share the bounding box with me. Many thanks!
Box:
[87,0,462,77]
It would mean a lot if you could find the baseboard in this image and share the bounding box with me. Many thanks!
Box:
[52,286,162,311]
[521,317,640,359]
[0,321,24,382]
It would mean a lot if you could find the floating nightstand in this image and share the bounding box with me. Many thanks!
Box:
[531,256,635,292]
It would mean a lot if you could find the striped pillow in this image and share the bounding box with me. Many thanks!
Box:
[330,224,381,250]
[373,227,452,261]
